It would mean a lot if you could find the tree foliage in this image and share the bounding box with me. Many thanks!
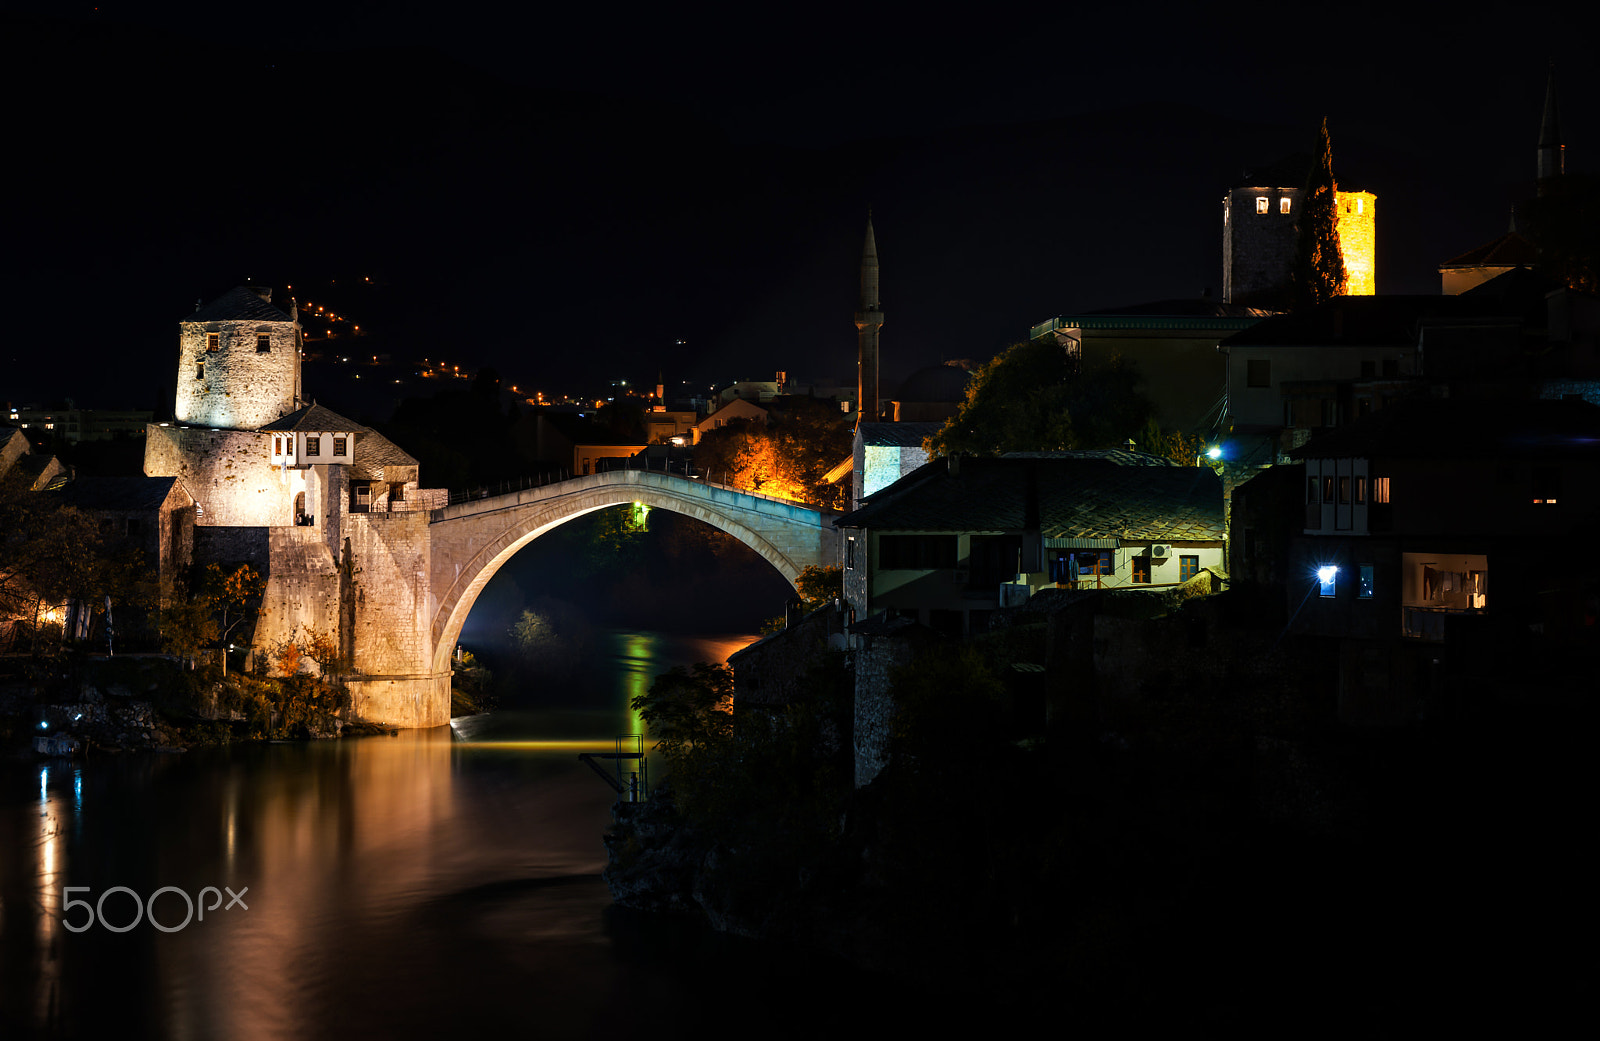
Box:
[631,655,850,842]
[632,662,736,768]
[0,470,157,649]
[1290,117,1348,311]
[694,398,851,508]
[159,563,264,672]
[925,341,1154,457]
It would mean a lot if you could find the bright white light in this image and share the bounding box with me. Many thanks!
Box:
[1207,446,1223,460]
[1317,565,1338,583]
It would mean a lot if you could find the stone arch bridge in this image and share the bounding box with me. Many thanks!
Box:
[426,470,839,679]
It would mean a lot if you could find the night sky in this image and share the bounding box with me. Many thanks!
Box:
[6,4,1596,416]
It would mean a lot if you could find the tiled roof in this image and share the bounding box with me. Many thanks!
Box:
[1292,396,1600,460]
[259,403,362,433]
[351,428,418,473]
[1082,299,1276,320]
[185,287,294,323]
[837,455,1224,542]
[1439,231,1539,269]
[1221,295,1510,349]
[260,403,418,470]
[1003,449,1175,466]
[859,422,942,448]
[55,476,183,511]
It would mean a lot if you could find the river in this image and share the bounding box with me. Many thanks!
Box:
[1,629,928,1039]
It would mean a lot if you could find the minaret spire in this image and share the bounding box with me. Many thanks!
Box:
[854,214,883,427]
[1538,62,1564,194]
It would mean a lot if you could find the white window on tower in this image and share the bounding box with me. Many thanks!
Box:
[1256,197,1269,214]
[1280,197,1292,214]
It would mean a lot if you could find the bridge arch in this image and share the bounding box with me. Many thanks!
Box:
[427,471,834,677]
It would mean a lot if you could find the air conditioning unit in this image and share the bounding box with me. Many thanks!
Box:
[1149,544,1172,559]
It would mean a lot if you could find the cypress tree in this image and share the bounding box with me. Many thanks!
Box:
[1290,118,1348,310]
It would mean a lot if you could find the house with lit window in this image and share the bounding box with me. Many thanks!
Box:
[1217,273,1596,469]
[836,452,1225,637]
[1259,396,1600,721]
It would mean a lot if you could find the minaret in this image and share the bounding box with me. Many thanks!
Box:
[854,217,883,426]
[1538,63,1564,194]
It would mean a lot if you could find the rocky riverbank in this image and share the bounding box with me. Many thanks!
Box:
[0,653,373,756]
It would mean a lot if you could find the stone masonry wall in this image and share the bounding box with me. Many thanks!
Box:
[1336,191,1376,295]
[145,424,296,527]
[174,319,300,430]
[853,634,923,787]
[1224,187,1377,304]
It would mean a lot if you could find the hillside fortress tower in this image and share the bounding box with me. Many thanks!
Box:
[174,286,302,428]
[1223,167,1376,306]
[854,217,883,426]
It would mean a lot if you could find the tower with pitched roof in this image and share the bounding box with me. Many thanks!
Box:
[174,286,302,430]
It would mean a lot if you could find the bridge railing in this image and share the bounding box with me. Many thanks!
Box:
[442,459,826,511]
[355,488,450,513]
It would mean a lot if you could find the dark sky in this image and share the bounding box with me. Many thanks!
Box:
[5,4,1595,415]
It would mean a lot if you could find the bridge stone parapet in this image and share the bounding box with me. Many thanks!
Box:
[427,470,838,678]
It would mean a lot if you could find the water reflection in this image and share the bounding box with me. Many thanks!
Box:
[0,629,764,1039]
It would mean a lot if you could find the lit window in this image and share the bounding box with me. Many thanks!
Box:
[1256,197,1269,214]
[305,436,320,457]
[1371,477,1389,503]
[1532,466,1560,504]
[1279,197,1291,214]
[1323,476,1335,504]
[196,363,204,380]
[257,333,271,353]
[333,436,347,455]
[274,436,282,454]
[1357,198,1364,214]
[1355,476,1366,504]
[206,332,219,353]
[1318,565,1338,597]
[1358,564,1374,599]
[1179,555,1200,582]
[1132,557,1151,584]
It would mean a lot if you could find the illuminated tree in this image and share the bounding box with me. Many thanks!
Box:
[0,470,155,651]
[1290,118,1348,310]
[693,398,850,508]
[159,563,263,674]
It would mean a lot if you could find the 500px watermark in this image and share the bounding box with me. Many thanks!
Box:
[62,886,249,933]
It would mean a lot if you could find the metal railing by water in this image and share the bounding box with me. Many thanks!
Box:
[578,735,649,801]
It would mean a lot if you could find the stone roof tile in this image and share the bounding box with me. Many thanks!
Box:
[185,287,294,324]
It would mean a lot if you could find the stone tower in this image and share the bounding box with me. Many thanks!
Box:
[174,286,302,430]
[1538,64,1564,194]
[854,218,883,426]
[1222,166,1376,306]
